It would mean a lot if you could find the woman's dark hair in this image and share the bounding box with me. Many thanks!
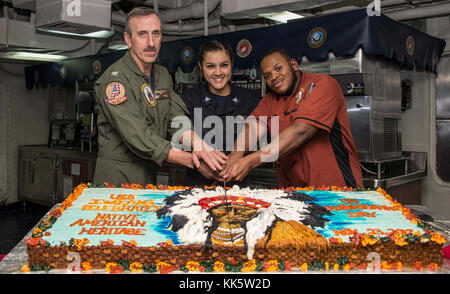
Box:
[199,40,233,64]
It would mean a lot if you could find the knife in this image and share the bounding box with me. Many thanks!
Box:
[223,180,234,245]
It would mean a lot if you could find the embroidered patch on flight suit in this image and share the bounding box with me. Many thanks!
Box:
[105,82,127,105]
[142,83,156,107]
[154,89,170,100]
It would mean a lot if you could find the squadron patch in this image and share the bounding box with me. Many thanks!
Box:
[142,83,156,107]
[105,82,127,105]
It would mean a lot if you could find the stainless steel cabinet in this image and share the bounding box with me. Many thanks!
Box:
[436,56,450,182]
[18,145,97,206]
[18,148,58,207]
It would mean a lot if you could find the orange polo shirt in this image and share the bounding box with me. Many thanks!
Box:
[251,71,363,188]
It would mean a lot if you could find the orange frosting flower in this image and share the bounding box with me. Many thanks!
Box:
[263,260,279,272]
[156,262,174,274]
[186,261,201,272]
[105,262,118,272]
[81,262,92,272]
[242,259,257,272]
[381,261,391,270]
[214,261,225,272]
[431,232,447,245]
[130,262,144,272]
[21,264,30,272]
[300,263,308,272]
[426,263,438,271]
[73,238,90,251]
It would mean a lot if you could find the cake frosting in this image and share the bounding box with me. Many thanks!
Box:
[24,184,447,273]
[42,188,179,247]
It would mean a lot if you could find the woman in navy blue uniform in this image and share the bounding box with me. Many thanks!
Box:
[181,40,260,186]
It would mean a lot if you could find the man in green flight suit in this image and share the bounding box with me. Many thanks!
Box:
[94,7,226,185]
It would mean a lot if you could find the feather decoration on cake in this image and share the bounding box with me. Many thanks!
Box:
[157,186,332,260]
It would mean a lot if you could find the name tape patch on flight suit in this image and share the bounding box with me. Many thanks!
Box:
[155,89,170,100]
[105,82,127,105]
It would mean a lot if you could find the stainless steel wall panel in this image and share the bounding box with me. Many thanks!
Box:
[436,56,450,182]
[436,57,450,119]
[436,120,450,182]
[345,95,371,156]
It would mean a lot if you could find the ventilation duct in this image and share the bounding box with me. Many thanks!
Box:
[35,0,111,35]
[11,0,35,11]
[220,0,345,19]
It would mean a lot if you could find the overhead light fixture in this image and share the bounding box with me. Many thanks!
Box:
[0,52,68,62]
[108,41,128,51]
[259,11,304,23]
[37,28,115,39]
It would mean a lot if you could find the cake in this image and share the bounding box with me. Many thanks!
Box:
[24,183,447,273]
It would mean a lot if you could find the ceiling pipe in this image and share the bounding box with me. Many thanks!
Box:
[158,0,220,23]
[204,0,208,36]
[165,18,220,32]
[111,12,220,32]
[385,3,450,20]
[381,0,410,7]
[154,0,159,14]
[111,2,222,33]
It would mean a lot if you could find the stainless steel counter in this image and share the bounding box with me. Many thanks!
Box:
[18,145,98,159]
[361,151,427,189]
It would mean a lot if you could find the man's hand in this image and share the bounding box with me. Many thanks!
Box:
[192,142,228,171]
[197,160,223,181]
[181,129,228,171]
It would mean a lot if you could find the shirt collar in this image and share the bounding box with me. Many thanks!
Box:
[123,50,156,80]
[275,70,304,101]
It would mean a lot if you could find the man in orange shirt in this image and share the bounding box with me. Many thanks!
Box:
[219,48,363,188]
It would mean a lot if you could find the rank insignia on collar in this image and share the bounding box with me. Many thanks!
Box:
[105,82,127,105]
[296,88,304,104]
[142,83,156,107]
[232,97,239,104]
[203,96,211,104]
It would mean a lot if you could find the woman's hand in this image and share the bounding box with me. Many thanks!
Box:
[220,155,255,183]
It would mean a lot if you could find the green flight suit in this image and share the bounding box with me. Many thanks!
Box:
[93,50,188,185]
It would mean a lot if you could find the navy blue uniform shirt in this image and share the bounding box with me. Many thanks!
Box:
[181,83,260,186]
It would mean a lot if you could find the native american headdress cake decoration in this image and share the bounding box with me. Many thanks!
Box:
[157,186,332,260]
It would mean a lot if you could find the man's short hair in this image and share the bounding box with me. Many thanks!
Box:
[261,48,294,64]
[125,7,159,36]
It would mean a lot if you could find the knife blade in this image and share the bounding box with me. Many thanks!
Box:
[222,180,234,245]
